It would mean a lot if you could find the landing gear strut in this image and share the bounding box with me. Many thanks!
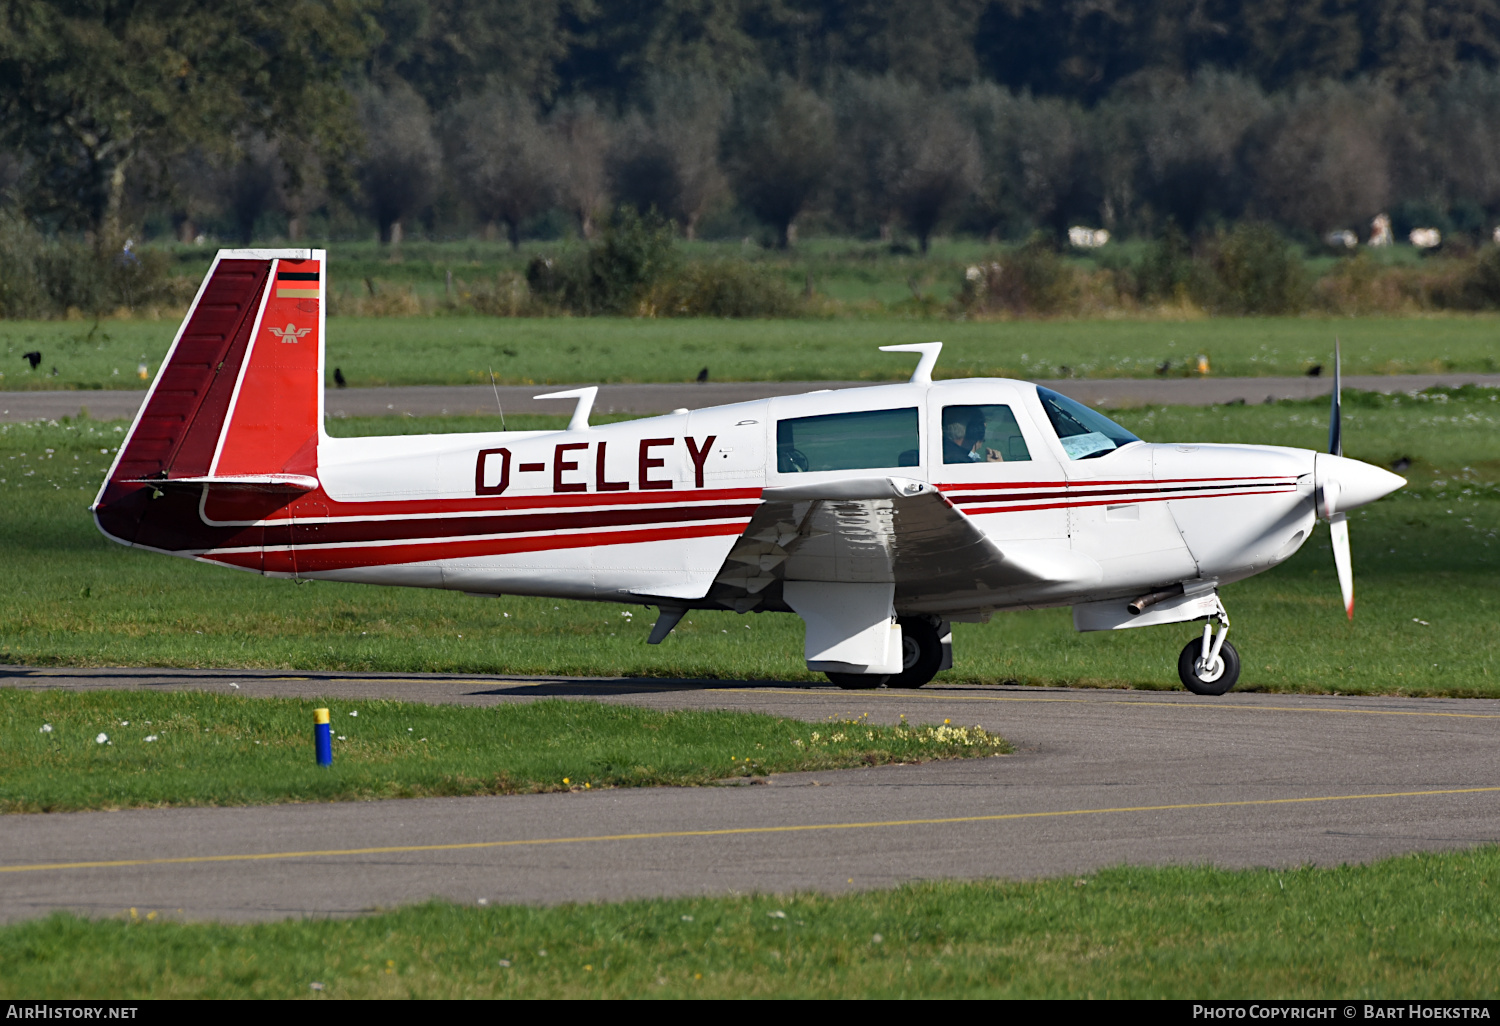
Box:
[827,617,945,690]
[1177,617,1240,695]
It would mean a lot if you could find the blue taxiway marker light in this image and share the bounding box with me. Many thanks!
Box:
[314,707,332,766]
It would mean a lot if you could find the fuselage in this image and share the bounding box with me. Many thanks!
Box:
[98,375,1328,621]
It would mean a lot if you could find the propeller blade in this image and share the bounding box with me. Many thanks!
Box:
[1328,336,1342,457]
[1329,511,1354,620]
[1320,476,1341,520]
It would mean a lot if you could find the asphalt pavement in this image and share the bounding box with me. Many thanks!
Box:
[3,665,1498,923]
[3,371,1498,423]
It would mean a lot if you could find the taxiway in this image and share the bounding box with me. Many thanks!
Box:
[2,666,1497,923]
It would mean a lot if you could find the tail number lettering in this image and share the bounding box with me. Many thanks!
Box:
[475,448,511,495]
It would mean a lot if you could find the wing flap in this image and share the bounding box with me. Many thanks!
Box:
[713,476,1099,610]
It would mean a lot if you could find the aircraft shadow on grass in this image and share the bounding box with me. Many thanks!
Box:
[0,665,820,698]
[464,677,819,698]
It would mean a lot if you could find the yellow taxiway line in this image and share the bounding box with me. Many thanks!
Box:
[4,786,1497,875]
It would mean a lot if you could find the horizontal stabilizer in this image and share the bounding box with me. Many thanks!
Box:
[124,474,319,491]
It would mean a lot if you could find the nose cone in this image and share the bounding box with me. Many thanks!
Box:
[1316,453,1406,514]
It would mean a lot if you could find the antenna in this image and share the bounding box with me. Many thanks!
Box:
[488,367,506,430]
[535,386,598,432]
[879,342,942,384]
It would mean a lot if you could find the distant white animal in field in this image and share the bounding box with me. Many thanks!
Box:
[1493,225,1500,245]
[1325,230,1357,249]
[1409,228,1441,249]
[1068,226,1110,248]
[1370,214,1393,247]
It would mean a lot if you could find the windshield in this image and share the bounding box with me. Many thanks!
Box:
[1035,386,1141,460]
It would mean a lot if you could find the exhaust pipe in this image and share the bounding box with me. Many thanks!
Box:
[1128,583,1185,616]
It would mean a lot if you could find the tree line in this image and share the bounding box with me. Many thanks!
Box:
[6,0,1500,250]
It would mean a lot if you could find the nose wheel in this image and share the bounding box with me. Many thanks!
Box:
[1177,620,1240,695]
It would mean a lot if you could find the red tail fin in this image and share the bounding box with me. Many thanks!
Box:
[95,249,325,548]
[210,253,324,480]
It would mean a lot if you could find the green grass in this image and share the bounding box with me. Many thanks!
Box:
[164,235,1001,308]
[0,690,1004,813]
[153,233,1449,309]
[0,391,1494,695]
[3,314,1499,392]
[5,847,1499,997]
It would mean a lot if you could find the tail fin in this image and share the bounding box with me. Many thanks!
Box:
[95,249,325,547]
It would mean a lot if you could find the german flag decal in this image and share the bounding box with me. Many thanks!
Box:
[275,263,320,299]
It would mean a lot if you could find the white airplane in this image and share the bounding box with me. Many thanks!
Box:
[94,250,1405,695]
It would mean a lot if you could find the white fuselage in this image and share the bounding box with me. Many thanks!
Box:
[293,378,1321,619]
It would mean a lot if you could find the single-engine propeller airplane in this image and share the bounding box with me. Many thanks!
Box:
[94,250,1405,694]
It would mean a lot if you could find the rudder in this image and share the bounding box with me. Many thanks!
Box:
[211,252,325,480]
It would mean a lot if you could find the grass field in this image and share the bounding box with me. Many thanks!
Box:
[0,389,1493,695]
[165,235,1006,309]
[2,314,1497,392]
[0,690,1003,814]
[4,846,1498,998]
[158,235,1439,309]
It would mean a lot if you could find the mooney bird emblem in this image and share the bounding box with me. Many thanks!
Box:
[268,323,311,343]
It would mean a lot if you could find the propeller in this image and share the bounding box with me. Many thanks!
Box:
[1325,338,1354,620]
[1313,339,1406,621]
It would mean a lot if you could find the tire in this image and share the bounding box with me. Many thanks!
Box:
[826,671,889,689]
[1177,638,1241,696]
[885,617,944,689]
[824,618,944,690]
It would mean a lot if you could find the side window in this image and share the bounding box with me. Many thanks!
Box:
[940,404,1032,464]
[776,407,919,472]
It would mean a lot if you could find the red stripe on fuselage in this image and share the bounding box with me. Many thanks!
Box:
[187,473,1301,572]
[946,479,1300,506]
[964,485,1298,516]
[206,520,751,572]
[257,501,762,547]
[247,485,764,523]
[937,475,1294,492]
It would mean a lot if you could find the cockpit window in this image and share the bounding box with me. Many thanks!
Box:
[776,407,919,472]
[940,405,1032,464]
[1036,386,1141,460]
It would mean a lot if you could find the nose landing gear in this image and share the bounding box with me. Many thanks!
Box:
[1178,617,1240,695]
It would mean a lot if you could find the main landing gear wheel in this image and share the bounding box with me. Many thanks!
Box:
[886,617,943,689]
[1177,636,1241,696]
[826,617,944,690]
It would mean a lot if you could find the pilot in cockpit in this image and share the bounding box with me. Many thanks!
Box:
[943,404,1029,464]
[942,409,985,463]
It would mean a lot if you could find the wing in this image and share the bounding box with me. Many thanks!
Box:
[708,476,1100,613]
